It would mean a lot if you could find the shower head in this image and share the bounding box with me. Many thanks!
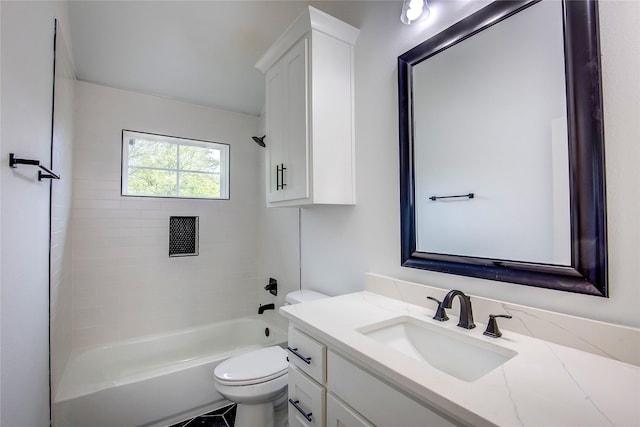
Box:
[252,135,266,148]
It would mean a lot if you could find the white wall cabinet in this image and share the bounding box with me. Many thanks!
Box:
[287,327,461,427]
[256,6,359,207]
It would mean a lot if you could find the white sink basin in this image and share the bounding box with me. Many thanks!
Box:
[358,316,517,382]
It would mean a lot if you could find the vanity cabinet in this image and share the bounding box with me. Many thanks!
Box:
[287,327,459,427]
[326,394,373,427]
[327,350,457,427]
[287,327,326,427]
[288,327,326,382]
[256,6,359,207]
[289,364,326,427]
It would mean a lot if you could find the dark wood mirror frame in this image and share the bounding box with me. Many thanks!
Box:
[398,0,608,296]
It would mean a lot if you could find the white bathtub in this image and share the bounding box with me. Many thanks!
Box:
[54,315,286,427]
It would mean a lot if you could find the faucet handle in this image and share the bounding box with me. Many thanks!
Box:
[427,296,449,322]
[483,314,512,338]
[264,278,278,296]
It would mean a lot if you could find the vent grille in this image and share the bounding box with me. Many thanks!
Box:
[169,216,199,257]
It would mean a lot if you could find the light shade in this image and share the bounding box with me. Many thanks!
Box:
[401,0,430,25]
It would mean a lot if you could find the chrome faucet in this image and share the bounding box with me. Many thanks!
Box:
[441,290,475,329]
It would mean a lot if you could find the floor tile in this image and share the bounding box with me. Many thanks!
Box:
[183,415,228,427]
[169,404,236,427]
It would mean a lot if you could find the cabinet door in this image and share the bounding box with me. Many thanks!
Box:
[288,327,326,384]
[265,59,285,202]
[282,37,310,201]
[327,351,459,427]
[327,393,374,427]
[289,365,325,427]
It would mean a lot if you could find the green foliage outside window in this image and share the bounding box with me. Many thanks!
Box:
[122,131,229,199]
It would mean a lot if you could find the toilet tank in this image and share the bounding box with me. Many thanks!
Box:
[285,290,329,305]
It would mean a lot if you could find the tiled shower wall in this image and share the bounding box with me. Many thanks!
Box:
[71,81,261,349]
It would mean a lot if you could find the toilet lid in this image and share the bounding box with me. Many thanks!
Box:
[214,346,288,386]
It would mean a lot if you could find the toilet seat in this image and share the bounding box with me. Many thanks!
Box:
[214,346,288,386]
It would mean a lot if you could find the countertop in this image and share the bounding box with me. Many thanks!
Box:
[280,291,640,427]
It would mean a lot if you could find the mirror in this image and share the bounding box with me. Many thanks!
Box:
[398,0,608,296]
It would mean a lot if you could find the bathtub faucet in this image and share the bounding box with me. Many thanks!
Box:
[258,303,275,314]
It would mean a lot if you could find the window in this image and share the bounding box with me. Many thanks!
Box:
[121,130,229,199]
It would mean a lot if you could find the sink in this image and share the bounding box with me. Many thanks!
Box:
[358,316,517,382]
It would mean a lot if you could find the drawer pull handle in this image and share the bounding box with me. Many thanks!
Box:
[289,398,313,422]
[287,346,312,364]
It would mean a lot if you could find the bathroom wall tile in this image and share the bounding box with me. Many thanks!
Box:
[73,188,121,200]
[74,325,121,349]
[73,199,121,210]
[70,81,261,351]
[73,142,120,159]
[73,307,111,330]
[119,198,168,211]
[71,208,139,219]
[73,178,121,192]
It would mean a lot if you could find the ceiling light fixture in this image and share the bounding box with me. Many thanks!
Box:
[401,0,430,25]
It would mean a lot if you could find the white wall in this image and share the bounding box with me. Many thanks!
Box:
[1,2,72,425]
[71,81,261,349]
[292,1,639,328]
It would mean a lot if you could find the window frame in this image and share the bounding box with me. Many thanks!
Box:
[121,129,230,200]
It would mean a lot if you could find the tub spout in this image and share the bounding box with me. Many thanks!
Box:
[258,303,275,314]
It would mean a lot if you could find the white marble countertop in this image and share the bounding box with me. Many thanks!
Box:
[280,291,640,427]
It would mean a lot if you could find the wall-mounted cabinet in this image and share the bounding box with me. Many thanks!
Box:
[256,6,359,207]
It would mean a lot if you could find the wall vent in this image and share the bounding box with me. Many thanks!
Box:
[169,216,199,257]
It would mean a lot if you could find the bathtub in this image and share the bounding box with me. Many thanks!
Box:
[54,315,286,427]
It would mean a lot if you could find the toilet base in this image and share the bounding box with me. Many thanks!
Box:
[235,402,273,427]
[234,389,287,427]
[273,393,288,427]
[274,407,288,427]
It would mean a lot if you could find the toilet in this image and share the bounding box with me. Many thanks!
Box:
[214,290,329,427]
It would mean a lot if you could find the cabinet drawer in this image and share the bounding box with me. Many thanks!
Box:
[288,365,326,427]
[327,393,374,427]
[327,351,459,427]
[288,328,326,383]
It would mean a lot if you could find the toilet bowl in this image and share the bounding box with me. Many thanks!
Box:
[214,346,288,427]
[214,290,329,427]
